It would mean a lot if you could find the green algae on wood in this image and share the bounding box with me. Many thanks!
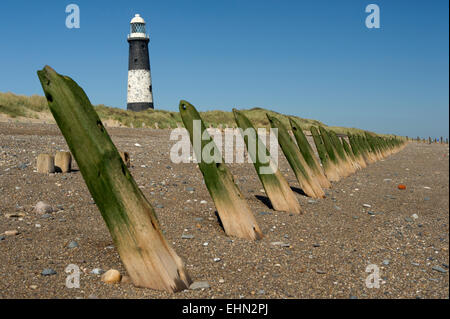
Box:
[289,117,331,189]
[328,130,358,173]
[364,132,383,160]
[341,136,354,158]
[179,100,262,240]
[342,136,365,169]
[266,114,324,198]
[233,109,301,213]
[329,130,359,171]
[347,133,367,168]
[310,126,341,182]
[318,126,352,178]
[37,65,192,292]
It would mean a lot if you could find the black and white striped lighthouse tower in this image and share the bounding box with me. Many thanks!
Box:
[127,14,153,111]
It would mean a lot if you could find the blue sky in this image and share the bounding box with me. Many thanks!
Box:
[0,0,448,138]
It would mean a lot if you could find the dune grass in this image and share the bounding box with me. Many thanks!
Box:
[0,91,397,137]
[94,104,325,131]
[0,92,47,118]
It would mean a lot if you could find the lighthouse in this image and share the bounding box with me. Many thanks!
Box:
[127,14,153,111]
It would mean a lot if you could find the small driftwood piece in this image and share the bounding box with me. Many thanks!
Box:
[55,151,72,173]
[37,154,55,174]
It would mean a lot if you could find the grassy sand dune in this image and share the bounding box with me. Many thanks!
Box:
[0,91,386,136]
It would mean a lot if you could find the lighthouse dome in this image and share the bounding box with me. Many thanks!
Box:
[130,14,145,24]
[129,14,148,39]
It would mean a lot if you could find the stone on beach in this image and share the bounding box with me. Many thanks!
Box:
[3,230,19,236]
[189,281,210,290]
[101,269,122,284]
[41,268,56,276]
[35,201,53,214]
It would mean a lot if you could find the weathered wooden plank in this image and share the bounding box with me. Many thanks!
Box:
[289,118,331,189]
[267,115,324,199]
[179,101,263,240]
[233,109,301,213]
[310,126,340,182]
[37,66,192,292]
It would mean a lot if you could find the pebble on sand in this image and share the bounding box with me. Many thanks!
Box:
[67,241,79,249]
[189,281,210,290]
[35,201,53,214]
[316,269,326,274]
[41,268,57,276]
[90,268,105,275]
[18,163,28,170]
[432,266,447,273]
[101,269,122,284]
[5,212,25,218]
[4,230,19,236]
[271,241,286,246]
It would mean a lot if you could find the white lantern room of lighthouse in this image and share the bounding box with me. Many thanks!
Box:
[128,14,149,39]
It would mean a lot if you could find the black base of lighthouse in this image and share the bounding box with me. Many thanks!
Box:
[128,38,150,70]
[127,102,154,112]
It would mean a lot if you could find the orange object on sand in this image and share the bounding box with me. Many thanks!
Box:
[398,184,406,190]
